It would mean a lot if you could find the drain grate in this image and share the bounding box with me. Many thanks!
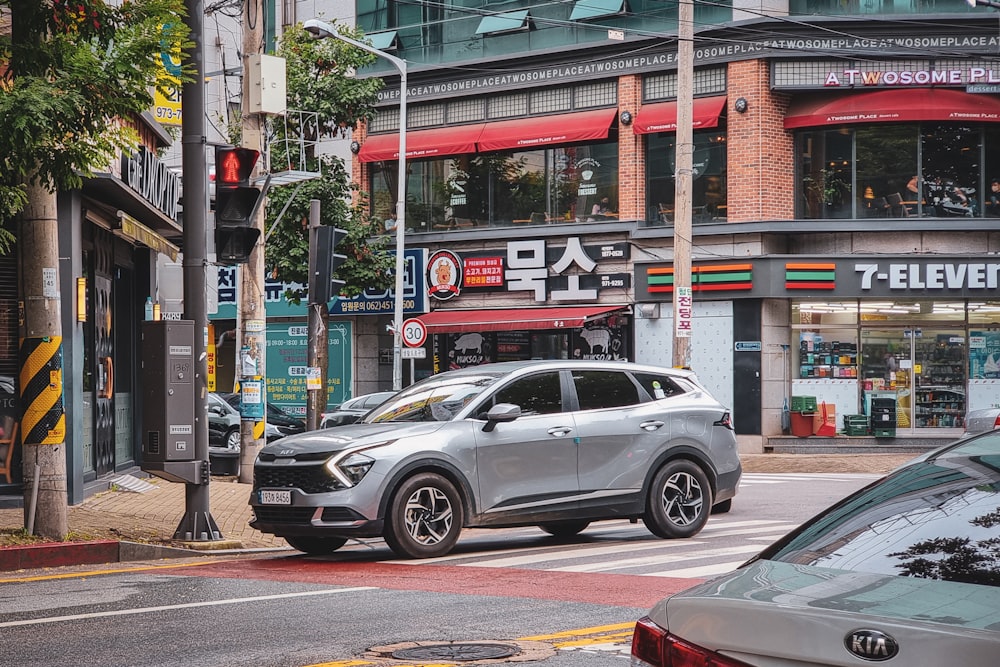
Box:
[392,642,521,661]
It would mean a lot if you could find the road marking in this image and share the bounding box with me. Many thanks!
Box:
[659,560,747,578]
[0,587,377,628]
[0,558,235,584]
[551,543,764,573]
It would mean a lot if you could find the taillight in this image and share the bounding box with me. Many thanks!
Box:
[714,411,734,430]
[631,617,752,667]
[993,414,1000,430]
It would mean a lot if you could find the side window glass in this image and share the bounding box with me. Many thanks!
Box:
[633,372,685,400]
[574,371,640,410]
[493,372,562,416]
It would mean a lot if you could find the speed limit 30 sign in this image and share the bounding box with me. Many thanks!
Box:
[401,318,427,348]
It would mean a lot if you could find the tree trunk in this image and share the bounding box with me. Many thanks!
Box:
[18,178,69,539]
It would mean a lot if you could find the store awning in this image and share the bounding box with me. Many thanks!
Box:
[784,88,1000,129]
[359,124,485,162]
[417,305,626,334]
[477,108,618,152]
[633,96,727,134]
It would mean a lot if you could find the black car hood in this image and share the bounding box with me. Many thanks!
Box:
[259,421,446,456]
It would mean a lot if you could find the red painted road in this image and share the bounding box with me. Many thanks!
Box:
[165,556,702,608]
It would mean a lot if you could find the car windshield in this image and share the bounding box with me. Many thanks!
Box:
[758,432,1000,586]
[366,372,503,423]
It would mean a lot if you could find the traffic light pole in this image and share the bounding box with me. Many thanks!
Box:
[178,0,222,541]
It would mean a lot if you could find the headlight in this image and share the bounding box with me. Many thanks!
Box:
[324,451,376,487]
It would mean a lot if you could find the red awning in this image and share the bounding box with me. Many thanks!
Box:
[784,88,1000,129]
[476,109,618,152]
[359,124,485,163]
[633,96,727,135]
[416,305,626,334]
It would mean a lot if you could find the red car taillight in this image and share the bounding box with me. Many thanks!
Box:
[631,617,752,667]
[714,411,734,430]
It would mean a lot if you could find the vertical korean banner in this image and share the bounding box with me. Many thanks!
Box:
[265,321,353,417]
[674,286,693,337]
[153,24,183,126]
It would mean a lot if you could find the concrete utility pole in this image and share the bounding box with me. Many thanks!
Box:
[239,0,267,482]
[176,0,222,540]
[306,200,329,431]
[672,0,694,369]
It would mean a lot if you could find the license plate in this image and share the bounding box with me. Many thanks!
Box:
[259,489,291,505]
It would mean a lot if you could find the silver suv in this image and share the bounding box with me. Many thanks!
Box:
[250,360,742,559]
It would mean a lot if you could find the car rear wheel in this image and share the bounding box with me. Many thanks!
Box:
[643,460,712,539]
[384,472,464,559]
[539,521,590,538]
[284,535,348,555]
[225,429,241,450]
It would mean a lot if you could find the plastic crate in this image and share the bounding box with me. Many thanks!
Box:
[873,427,896,438]
[845,424,869,436]
[791,395,817,413]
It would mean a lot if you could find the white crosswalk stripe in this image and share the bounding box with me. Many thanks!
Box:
[740,472,881,485]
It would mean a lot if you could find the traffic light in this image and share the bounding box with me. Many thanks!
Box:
[213,146,263,265]
[309,225,348,304]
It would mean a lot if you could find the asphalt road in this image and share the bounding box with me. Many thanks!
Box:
[0,473,879,667]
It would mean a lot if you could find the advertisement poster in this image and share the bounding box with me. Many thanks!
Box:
[265,321,353,417]
[969,331,1000,379]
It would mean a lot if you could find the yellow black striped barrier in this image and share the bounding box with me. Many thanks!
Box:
[19,336,65,445]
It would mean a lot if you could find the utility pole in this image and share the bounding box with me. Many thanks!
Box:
[306,200,329,430]
[672,0,694,369]
[239,0,267,481]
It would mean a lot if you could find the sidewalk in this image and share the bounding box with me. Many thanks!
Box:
[0,452,922,570]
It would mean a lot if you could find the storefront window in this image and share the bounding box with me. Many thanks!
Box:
[646,131,727,224]
[369,141,619,229]
[795,123,1000,220]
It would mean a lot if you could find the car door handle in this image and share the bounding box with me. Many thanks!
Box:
[547,426,573,437]
[640,420,665,431]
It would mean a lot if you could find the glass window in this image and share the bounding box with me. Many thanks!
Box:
[633,372,685,399]
[573,371,640,410]
[646,130,727,224]
[797,128,855,219]
[493,372,563,416]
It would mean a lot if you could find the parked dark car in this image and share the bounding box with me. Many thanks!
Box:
[207,392,241,449]
[319,391,396,428]
[220,393,306,442]
[631,433,1000,667]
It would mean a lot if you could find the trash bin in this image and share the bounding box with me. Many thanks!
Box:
[790,411,814,437]
[209,448,240,475]
[871,397,897,438]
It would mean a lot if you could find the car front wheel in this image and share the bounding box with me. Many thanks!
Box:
[225,429,241,450]
[643,460,712,539]
[384,472,464,559]
[284,535,348,555]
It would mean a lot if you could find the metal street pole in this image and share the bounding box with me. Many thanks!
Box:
[303,19,408,391]
[178,0,222,540]
[672,0,694,369]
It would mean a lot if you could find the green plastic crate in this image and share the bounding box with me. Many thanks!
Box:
[791,395,817,413]
[873,427,896,438]
[845,424,869,436]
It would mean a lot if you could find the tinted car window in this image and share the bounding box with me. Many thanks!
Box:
[633,372,685,399]
[759,433,1000,586]
[573,371,640,410]
[368,373,502,422]
[493,372,563,416]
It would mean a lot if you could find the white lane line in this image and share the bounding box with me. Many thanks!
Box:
[550,544,765,573]
[649,560,748,579]
[443,539,708,569]
[0,587,377,629]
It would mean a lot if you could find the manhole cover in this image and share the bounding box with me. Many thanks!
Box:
[392,642,521,661]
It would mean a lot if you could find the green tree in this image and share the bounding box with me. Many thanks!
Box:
[0,0,190,538]
[265,23,392,301]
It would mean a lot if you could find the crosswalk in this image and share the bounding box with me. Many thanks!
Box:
[739,472,882,486]
[380,517,799,579]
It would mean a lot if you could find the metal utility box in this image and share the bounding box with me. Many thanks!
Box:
[141,320,196,462]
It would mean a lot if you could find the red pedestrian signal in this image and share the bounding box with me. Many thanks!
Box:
[213,146,263,264]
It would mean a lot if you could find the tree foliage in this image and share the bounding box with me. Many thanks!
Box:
[0,0,191,249]
[264,23,392,301]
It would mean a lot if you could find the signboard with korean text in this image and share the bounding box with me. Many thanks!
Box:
[265,321,353,418]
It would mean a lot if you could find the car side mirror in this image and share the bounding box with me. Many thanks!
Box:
[482,403,521,433]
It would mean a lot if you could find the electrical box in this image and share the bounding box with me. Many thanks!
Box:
[246,54,287,116]
[141,320,196,463]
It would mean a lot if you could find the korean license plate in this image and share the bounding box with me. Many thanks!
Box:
[259,489,291,505]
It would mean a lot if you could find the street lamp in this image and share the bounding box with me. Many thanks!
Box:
[304,18,408,392]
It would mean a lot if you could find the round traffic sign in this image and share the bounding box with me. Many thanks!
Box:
[402,318,427,348]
